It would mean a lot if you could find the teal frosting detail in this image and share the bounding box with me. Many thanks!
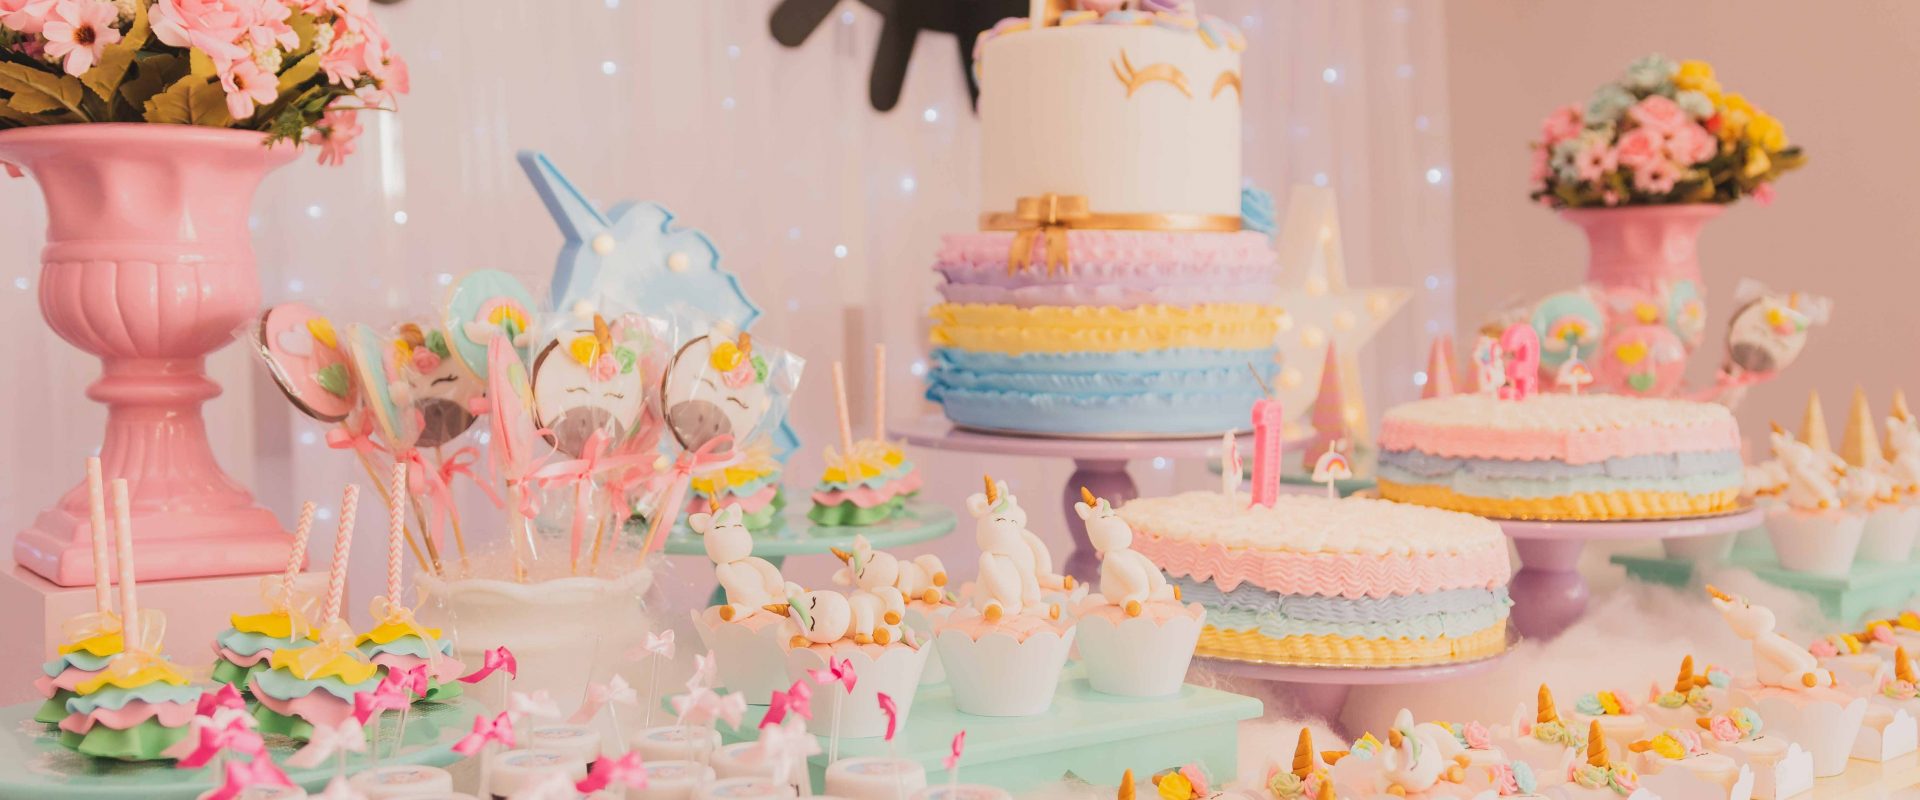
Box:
[1575,694,1606,717]
[1240,186,1276,241]
[1379,449,1741,482]
[359,633,453,660]
[1375,462,1742,500]
[814,460,917,493]
[251,667,381,703]
[1175,578,1511,624]
[693,472,780,501]
[217,628,302,658]
[1206,604,1509,641]
[42,650,114,677]
[66,684,202,715]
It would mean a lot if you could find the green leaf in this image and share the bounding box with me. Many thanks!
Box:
[0,62,88,118]
[142,74,232,127]
[288,12,320,54]
[277,52,319,94]
[118,54,182,110]
[0,99,62,125]
[189,48,216,79]
[81,1,148,103]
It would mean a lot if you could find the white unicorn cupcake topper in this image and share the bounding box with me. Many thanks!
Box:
[1076,487,1174,618]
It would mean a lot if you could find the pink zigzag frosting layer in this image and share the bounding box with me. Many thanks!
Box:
[251,687,354,728]
[1378,419,1741,465]
[811,470,923,508]
[59,700,195,734]
[216,646,272,668]
[1132,533,1511,598]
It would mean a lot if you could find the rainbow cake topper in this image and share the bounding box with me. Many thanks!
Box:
[444,270,537,381]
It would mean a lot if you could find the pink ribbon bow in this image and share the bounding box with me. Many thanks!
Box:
[754,717,823,787]
[576,751,649,793]
[640,434,740,556]
[401,448,457,555]
[946,731,966,771]
[326,413,387,460]
[672,687,747,729]
[387,663,430,700]
[436,445,505,509]
[204,757,293,800]
[877,692,899,741]
[196,685,246,718]
[762,680,813,728]
[171,718,266,768]
[313,776,371,800]
[352,679,410,725]
[509,689,561,721]
[687,650,718,693]
[285,717,367,769]
[570,675,637,724]
[459,646,518,684]
[451,712,516,756]
[529,431,658,567]
[628,629,675,662]
[808,655,857,693]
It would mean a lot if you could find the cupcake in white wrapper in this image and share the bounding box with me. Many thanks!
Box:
[692,606,793,704]
[934,612,1075,717]
[1839,388,1920,562]
[783,636,930,738]
[905,600,954,685]
[1761,424,1865,576]
[1571,689,1649,762]
[1070,489,1204,698]
[1709,586,1868,777]
[1809,632,1888,696]
[1627,727,1753,800]
[638,761,718,800]
[1859,501,1920,563]
[1696,707,1812,800]
[827,757,929,800]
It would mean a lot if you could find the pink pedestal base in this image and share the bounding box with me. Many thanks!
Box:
[1196,655,1507,737]
[0,566,324,706]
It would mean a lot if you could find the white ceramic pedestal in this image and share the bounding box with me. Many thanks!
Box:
[0,566,323,705]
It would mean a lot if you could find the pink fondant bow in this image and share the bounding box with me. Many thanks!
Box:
[762,679,813,728]
[808,655,857,693]
[451,712,516,756]
[878,692,899,741]
[388,663,430,700]
[576,751,649,794]
[458,646,517,684]
[205,757,293,800]
[352,679,410,725]
[171,718,265,768]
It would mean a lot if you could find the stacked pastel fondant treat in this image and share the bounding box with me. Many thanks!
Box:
[811,349,924,527]
[1379,393,1745,520]
[689,443,788,532]
[1120,489,1512,666]
[925,3,1281,437]
[251,486,384,739]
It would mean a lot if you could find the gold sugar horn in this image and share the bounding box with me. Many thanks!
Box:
[1292,727,1316,778]
[1586,720,1609,768]
[1705,584,1733,602]
[1080,486,1098,507]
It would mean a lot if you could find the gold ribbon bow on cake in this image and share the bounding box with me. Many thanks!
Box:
[980,193,1241,276]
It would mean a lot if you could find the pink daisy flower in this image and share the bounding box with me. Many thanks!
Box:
[0,0,57,35]
[41,0,120,76]
[1633,160,1681,195]
[219,56,277,120]
[305,108,362,167]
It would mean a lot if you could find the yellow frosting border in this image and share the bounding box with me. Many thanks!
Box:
[75,661,191,694]
[1196,621,1509,667]
[1377,481,1740,521]
[932,308,1280,354]
[932,303,1279,328]
[230,610,304,640]
[58,632,124,658]
[356,620,443,648]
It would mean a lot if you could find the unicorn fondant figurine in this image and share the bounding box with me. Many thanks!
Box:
[832,535,947,608]
[1707,585,1835,690]
[1379,708,1470,793]
[966,476,1048,621]
[1077,487,1173,617]
[695,504,798,622]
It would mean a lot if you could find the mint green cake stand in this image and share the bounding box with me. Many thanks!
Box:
[1612,540,1920,623]
[661,499,957,607]
[708,667,1261,793]
[0,697,481,800]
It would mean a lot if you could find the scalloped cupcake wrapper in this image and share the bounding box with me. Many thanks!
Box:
[1075,606,1206,697]
[690,608,791,704]
[933,627,1076,717]
[783,643,930,738]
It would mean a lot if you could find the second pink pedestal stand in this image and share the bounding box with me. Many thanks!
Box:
[1498,506,1764,640]
[1197,656,1507,736]
[893,417,1234,584]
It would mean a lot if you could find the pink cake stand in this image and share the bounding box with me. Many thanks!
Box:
[892,416,1236,584]
[1195,654,1508,736]
[1499,506,1764,640]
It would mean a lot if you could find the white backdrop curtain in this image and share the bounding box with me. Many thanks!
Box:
[0,0,1456,613]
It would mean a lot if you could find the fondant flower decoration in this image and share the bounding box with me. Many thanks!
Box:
[1154,771,1195,800]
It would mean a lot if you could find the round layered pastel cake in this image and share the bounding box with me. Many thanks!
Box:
[1378,394,1744,521]
[924,9,1281,437]
[1120,491,1511,666]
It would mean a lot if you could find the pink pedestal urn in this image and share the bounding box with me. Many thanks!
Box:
[1561,204,1723,396]
[0,124,295,586]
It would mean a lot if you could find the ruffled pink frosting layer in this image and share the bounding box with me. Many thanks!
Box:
[217,646,272,668]
[36,668,91,697]
[253,689,353,727]
[688,484,779,515]
[935,231,1279,307]
[59,700,195,734]
[370,651,464,684]
[1378,418,1742,465]
[811,470,923,508]
[1132,533,1510,598]
[936,611,1070,643]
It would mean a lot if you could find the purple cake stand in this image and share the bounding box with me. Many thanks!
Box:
[893,416,1236,584]
[1499,506,1764,640]
[1195,655,1508,736]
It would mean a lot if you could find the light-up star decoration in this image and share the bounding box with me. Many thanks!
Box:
[1268,185,1408,446]
[518,151,798,459]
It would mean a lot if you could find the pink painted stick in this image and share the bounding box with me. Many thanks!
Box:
[832,361,854,461]
[325,484,361,624]
[110,479,136,635]
[388,462,407,605]
[85,457,110,614]
[285,501,316,615]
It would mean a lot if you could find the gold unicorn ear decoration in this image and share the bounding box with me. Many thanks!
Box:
[1111,50,1191,98]
[1210,69,1242,100]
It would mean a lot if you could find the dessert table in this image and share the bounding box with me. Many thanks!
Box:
[1498,506,1765,639]
[892,416,1239,584]
[0,697,483,800]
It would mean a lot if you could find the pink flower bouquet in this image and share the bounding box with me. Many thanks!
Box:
[0,0,405,165]
[1531,54,1804,208]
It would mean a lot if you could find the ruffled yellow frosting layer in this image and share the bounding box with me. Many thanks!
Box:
[930,303,1281,354]
[59,632,124,658]
[1377,481,1740,521]
[1196,621,1508,667]
[75,660,192,694]
[230,610,307,640]
[822,443,906,484]
[268,646,381,684]
[356,619,443,648]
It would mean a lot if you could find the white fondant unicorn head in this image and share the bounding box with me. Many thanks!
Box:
[1379,708,1468,792]
[966,475,1044,621]
[691,504,750,564]
[1076,487,1130,555]
[1708,585,1835,690]
[765,589,856,648]
[1077,487,1174,617]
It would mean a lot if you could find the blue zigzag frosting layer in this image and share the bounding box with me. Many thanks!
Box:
[1378,449,1743,481]
[43,650,114,677]
[930,386,1264,436]
[66,684,203,715]
[932,347,1278,376]
[1176,578,1512,641]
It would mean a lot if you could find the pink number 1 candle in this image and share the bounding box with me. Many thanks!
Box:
[1250,399,1283,508]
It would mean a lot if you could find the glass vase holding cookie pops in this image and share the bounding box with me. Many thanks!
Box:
[0,0,407,585]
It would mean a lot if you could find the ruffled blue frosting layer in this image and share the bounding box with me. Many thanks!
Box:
[43,650,114,677]
[217,629,300,658]
[1378,449,1743,481]
[1177,578,1513,641]
[931,386,1266,436]
[66,684,202,714]
[926,347,1277,435]
[252,667,380,703]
